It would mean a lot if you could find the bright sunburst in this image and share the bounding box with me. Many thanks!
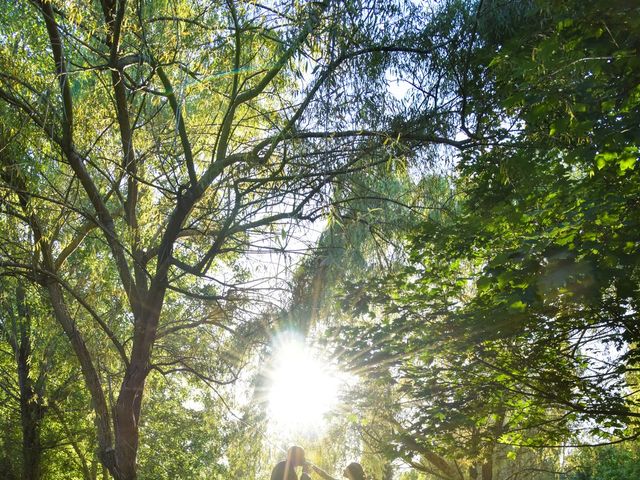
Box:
[267,334,341,436]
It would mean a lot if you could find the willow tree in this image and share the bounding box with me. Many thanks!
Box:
[0,0,470,478]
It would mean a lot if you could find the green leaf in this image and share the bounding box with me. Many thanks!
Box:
[509,300,526,312]
[618,156,637,173]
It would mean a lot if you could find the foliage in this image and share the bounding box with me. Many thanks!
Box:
[0,0,472,478]
[451,0,640,433]
[334,0,640,478]
[1,0,638,478]
[0,277,99,480]
[567,443,640,480]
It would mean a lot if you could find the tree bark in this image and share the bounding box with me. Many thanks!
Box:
[45,280,116,475]
[481,461,492,480]
[17,346,43,480]
[112,289,164,480]
[14,285,44,480]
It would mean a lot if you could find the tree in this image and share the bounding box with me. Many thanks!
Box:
[332,0,640,477]
[1,282,50,480]
[567,442,640,480]
[445,0,640,434]
[0,277,101,480]
[337,264,566,480]
[0,0,471,478]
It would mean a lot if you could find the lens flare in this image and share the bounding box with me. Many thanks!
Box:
[267,334,341,436]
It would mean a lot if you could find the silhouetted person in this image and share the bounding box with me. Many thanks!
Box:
[343,463,366,480]
[309,461,366,480]
[271,446,312,480]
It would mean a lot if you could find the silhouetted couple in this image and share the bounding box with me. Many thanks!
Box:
[271,446,366,480]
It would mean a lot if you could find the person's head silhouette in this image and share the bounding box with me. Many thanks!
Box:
[343,462,365,480]
[271,446,308,480]
[287,445,306,467]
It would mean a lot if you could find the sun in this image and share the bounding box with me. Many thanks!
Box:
[267,333,341,436]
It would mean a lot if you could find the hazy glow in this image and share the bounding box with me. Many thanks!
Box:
[267,335,340,435]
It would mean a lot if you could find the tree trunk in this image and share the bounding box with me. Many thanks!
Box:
[112,293,164,480]
[45,280,117,476]
[113,369,146,480]
[481,461,492,480]
[17,341,43,480]
[14,286,44,480]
